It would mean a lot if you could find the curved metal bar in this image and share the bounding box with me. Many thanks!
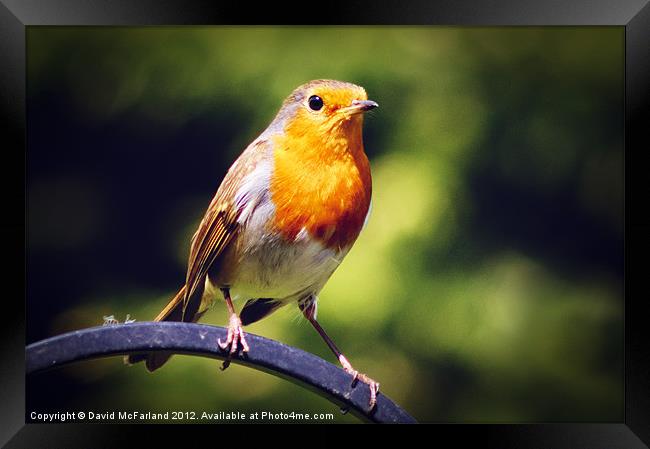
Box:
[26,322,417,424]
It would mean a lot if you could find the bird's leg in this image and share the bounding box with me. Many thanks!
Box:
[300,301,380,410]
[218,288,249,370]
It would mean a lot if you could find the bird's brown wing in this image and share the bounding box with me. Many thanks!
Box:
[182,138,269,319]
[126,140,268,371]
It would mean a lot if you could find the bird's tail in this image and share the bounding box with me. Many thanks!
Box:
[125,282,205,372]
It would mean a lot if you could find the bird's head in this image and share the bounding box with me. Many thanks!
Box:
[271,79,378,152]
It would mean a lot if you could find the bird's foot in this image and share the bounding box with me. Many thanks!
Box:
[339,355,380,411]
[218,314,249,370]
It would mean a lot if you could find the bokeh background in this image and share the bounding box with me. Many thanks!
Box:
[26,27,623,423]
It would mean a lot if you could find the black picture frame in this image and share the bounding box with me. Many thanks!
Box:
[2,0,648,445]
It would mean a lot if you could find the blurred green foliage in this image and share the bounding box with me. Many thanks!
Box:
[27,27,623,423]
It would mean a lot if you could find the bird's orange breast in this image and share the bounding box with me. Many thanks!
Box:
[269,117,372,251]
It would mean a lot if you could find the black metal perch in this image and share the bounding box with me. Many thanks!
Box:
[26,321,417,424]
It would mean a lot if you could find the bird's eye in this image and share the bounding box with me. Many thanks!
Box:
[308,95,324,111]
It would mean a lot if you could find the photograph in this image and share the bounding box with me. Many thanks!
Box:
[26,26,623,424]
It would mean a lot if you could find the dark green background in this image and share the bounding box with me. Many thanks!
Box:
[27,27,623,423]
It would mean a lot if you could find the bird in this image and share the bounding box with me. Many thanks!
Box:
[126,79,380,409]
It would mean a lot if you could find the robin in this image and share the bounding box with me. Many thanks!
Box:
[127,79,380,408]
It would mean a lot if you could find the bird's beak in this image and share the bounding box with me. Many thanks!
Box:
[339,99,379,116]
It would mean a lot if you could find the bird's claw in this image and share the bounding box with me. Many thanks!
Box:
[218,314,249,370]
[356,373,380,411]
[340,355,380,410]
